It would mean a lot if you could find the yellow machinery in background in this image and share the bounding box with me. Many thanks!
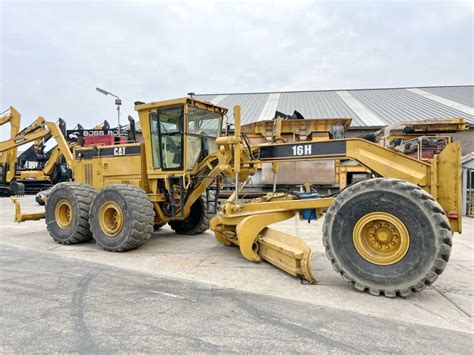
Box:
[0,107,22,195]
[0,111,73,195]
[12,97,463,297]
[375,118,469,148]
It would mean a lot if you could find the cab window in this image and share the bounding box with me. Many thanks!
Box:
[149,112,160,168]
[186,106,222,169]
[158,106,184,170]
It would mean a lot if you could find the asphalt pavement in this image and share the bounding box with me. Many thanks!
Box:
[1,195,473,353]
[1,245,472,353]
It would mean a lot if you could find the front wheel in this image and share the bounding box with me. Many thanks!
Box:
[168,192,214,235]
[323,178,452,297]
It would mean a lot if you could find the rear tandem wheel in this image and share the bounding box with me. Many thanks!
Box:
[323,178,452,297]
[45,182,96,244]
[89,184,155,252]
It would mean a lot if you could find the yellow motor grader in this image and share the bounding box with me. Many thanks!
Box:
[12,97,463,297]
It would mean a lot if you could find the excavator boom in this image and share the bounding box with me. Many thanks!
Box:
[0,117,46,152]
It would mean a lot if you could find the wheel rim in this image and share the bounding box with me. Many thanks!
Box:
[353,212,410,265]
[99,202,124,237]
[55,200,73,229]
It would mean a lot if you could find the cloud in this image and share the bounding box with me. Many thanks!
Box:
[0,0,472,140]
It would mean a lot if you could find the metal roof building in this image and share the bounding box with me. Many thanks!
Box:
[194,85,474,128]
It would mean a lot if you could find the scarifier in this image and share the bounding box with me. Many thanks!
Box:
[11,97,464,297]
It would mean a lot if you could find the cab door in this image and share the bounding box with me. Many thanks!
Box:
[156,106,184,171]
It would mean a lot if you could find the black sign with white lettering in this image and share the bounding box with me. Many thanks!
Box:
[259,141,347,160]
[75,145,141,159]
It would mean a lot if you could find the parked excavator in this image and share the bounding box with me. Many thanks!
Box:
[0,113,73,195]
[14,117,72,193]
[12,97,463,297]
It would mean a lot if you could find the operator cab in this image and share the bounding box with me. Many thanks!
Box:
[135,98,227,173]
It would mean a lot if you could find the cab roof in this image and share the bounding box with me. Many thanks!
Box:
[134,97,227,114]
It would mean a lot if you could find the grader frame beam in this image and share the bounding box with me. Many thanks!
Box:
[269,141,459,230]
[258,139,431,184]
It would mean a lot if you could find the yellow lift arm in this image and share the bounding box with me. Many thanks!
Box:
[0,106,21,138]
[0,119,73,165]
[0,116,46,153]
[0,107,22,182]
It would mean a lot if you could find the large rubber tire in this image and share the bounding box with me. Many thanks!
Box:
[46,182,96,245]
[323,178,452,298]
[89,185,154,252]
[168,192,214,235]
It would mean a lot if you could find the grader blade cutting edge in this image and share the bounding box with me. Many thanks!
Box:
[258,227,316,284]
[211,210,316,283]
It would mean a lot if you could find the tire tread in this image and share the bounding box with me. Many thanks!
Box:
[169,191,214,235]
[90,184,154,252]
[322,178,452,298]
[46,182,96,244]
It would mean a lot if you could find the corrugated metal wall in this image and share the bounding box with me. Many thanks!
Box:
[195,86,474,127]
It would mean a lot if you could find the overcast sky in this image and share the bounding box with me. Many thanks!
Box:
[0,0,473,139]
